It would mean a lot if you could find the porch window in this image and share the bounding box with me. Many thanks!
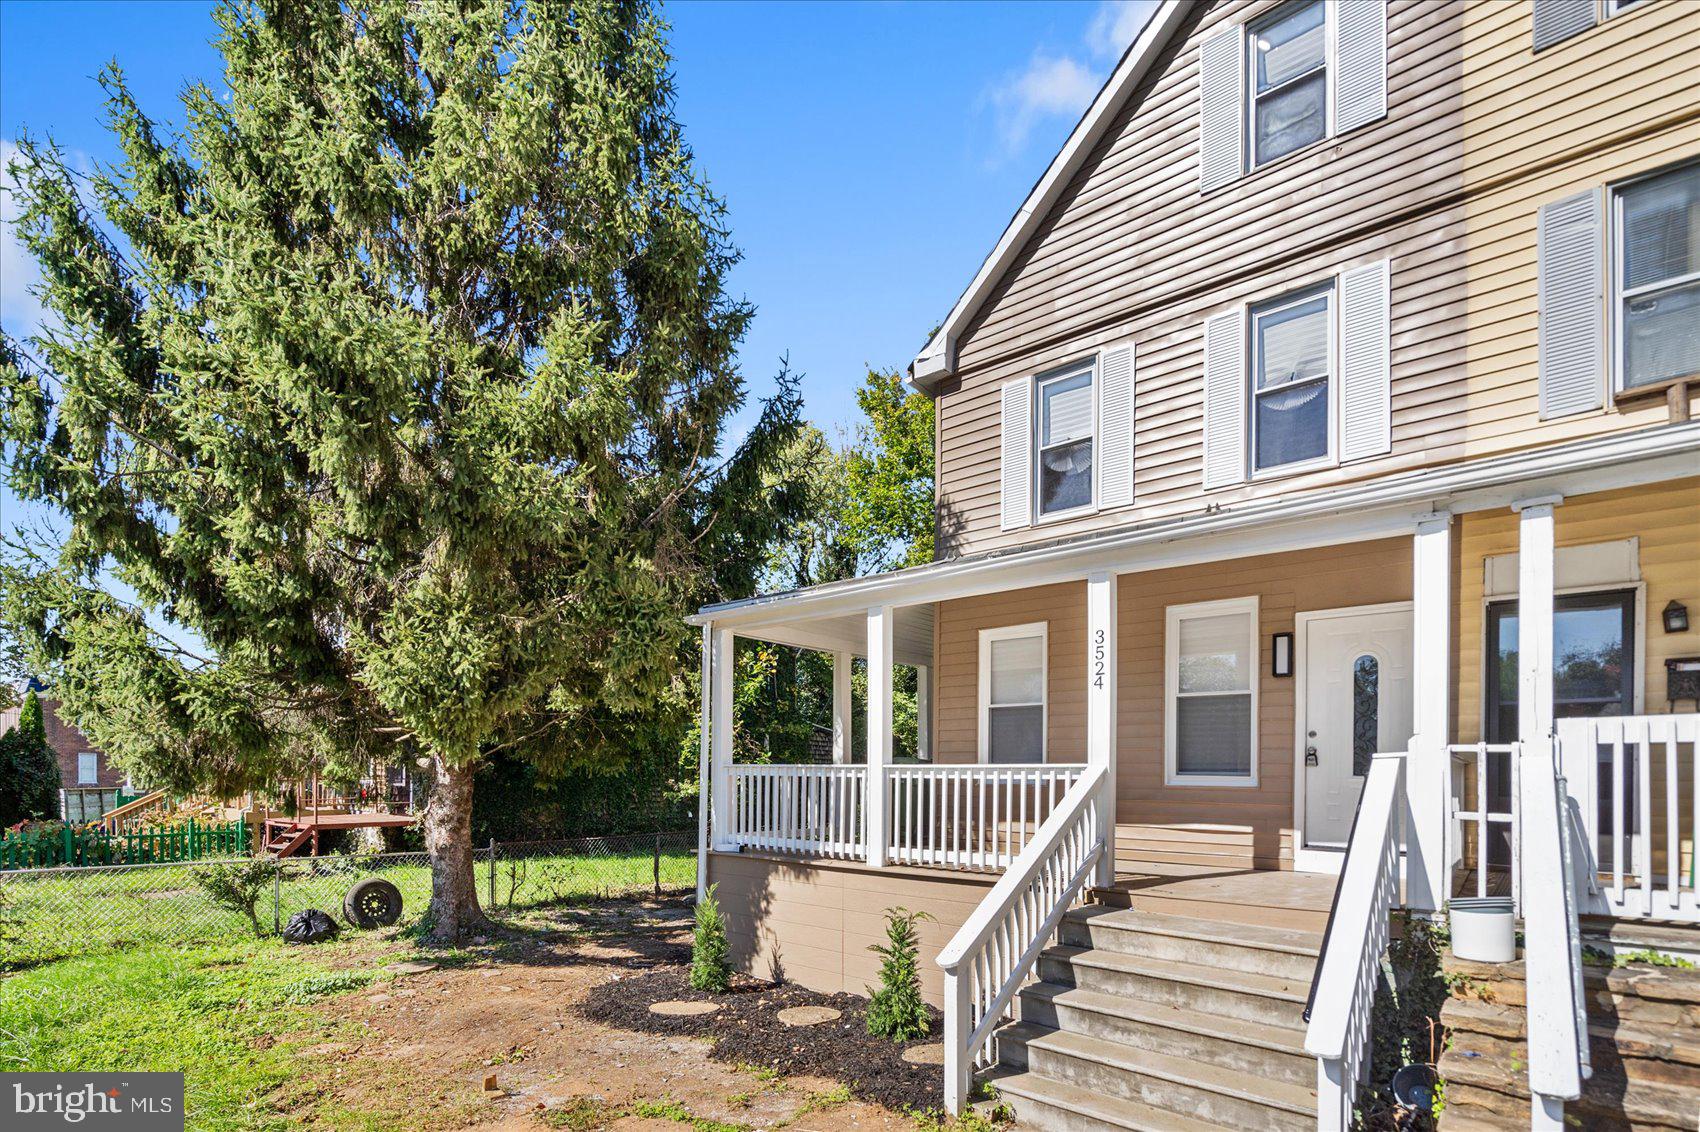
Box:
[979,623,1047,764]
[1251,284,1333,474]
[1166,597,1259,785]
[1614,161,1700,391]
[1249,0,1327,168]
[1036,363,1095,516]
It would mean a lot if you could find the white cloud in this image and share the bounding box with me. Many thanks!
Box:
[984,0,1161,161]
[0,138,49,340]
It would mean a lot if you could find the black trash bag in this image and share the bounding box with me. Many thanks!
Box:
[282,908,340,944]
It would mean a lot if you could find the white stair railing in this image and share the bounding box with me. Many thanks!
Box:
[728,764,866,860]
[1304,749,1406,1131]
[886,763,1085,870]
[936,762,1107,1114]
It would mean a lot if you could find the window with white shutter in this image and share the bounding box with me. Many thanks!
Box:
[1001,379,1033,530]
[1251,286,1333,473]
[1097,342,1136,510]
[1202,309,1247,489]
[1537,190,1605,418]
[1612,162,1700,393]
[1339,260,1392,461]
[1036,363,1096,518]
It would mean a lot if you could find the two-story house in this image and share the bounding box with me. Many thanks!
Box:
[689,2,1699,1128]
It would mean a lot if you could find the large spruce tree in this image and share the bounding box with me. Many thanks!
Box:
[0,0,800,938]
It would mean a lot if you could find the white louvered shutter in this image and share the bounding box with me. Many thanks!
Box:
[1097,342,1136,509]
[1001,379,1033,530]
[1334,0,1387,135]
[1202,310,1247,490]
[1532,0,1597,52]
[1197,26,1244,193]
[1537,190,1604,419]
[1339,260,1392,461]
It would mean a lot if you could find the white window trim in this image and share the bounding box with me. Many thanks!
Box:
[977,621,1049,764]
[1033,357,1100,523]
[1165,596,1260,788]
[1608,160,1700,396]
[77,752,99,786]
[1244,0,1335,174]
[1247,280,1340,482]
[1604,0,1647,17]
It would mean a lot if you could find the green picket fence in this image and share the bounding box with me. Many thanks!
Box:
[0,819,249,869]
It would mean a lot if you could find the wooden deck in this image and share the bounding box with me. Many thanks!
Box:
[1093,860,1340,935]
[263,811,415,856]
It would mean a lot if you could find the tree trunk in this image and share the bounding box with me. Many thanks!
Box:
[423,755,490,942]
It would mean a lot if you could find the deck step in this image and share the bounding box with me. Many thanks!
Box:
[1037,945,1310,1029]
[1060,905,1321,981]
[997,1023,1315,1131]
[983,1069,1222,1132]
[1017,982,1314,1086]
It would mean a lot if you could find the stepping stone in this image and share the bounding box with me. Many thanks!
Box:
[901,1043,945,1065]
[776,1005,841,1027]
[388,960,438,975]
[650,1000,721,1017]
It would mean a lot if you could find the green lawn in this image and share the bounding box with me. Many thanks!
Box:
[0,938,376,1132]
[1,849,694,969]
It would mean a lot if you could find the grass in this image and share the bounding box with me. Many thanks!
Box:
[0,849,695,969]
[0,937,375,1132]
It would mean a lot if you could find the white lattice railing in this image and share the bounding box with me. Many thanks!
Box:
[886,763,1086,871]
[1304,749,1406,1131]
[1556,713,1700,922]
[728,764,866,860]
[937,763,1106,1114]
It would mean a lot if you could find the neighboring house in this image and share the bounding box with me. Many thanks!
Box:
[691,2,1699,1128]
[0,695,126,793]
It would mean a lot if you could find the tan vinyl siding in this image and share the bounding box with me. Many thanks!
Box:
[703,851,995,1004]
[935,0,1700,559]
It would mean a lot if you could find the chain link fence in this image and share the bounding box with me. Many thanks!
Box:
[0,831,696,969]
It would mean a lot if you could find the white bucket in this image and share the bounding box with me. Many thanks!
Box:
[1450,897,1516,963]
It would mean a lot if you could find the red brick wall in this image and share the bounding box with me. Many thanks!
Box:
[0,698,124,790]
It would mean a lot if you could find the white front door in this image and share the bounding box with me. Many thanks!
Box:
[1302,606,1414,847]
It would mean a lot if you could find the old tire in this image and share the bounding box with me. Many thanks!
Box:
[344,878,404,928]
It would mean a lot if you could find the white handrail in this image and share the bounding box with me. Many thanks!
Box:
[937,763,1106,1114]
[727,764,867,860]
[1304,750,1406,1131]
[1521,738,1589,1125]
[887,763,1085,871]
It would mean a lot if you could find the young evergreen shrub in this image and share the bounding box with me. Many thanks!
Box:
[866,906,932,1041]
[690,883,731,992]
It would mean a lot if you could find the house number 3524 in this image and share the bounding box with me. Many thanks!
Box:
[1093,629,1107,689]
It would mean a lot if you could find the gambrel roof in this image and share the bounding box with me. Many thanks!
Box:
[909,0,1192,391]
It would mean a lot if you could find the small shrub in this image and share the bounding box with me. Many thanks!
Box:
[193,858,279,937]
[866,906,932,1041]
[690,884,731,992]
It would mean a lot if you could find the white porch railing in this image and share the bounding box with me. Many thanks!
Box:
[937,762,1107,1114]
[1557,713,1700,922]
[728,764,867,860]
[1446,742,1520,911]
[886,763,1086,870]
[1304,749,1406,1132]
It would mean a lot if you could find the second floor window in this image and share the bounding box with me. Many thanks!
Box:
[1252,284,1334,473]
[1615,162,1699,392]
[78,752,99,785]
[1250,0,1327,168]
[1037,362,1095,516]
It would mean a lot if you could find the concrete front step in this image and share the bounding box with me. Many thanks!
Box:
[1017,981,1314,1086]
[985,1069,1225,1132]
[1059,905,1322,982]
[1037,945,1310,1029]
[999,1023,1316,1132]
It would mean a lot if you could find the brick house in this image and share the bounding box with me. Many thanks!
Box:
[0,694,126,792]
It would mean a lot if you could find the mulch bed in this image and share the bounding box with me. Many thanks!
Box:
[578,965,945,1112]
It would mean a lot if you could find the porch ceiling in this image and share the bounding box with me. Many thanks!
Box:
[730,604,934,669]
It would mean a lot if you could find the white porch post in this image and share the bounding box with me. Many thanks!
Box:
[1086,572,1118,887]
[710,626,736,853]
[866,605,894,866]
[1514,497,1560,746]
[697,622,714,901]
[832,651,853,765]
[1409,512,1452,912]
[916,664,932,762]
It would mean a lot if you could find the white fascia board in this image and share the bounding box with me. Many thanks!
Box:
[690,422,1700,628]
[907,0,1192,391]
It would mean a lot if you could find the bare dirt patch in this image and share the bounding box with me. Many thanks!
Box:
[291,899,926,1132]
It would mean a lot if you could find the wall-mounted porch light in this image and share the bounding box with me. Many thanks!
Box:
[1272,632,1293,677]
[1664,600,1690,634]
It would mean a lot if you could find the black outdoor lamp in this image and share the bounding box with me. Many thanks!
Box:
[1664,600,1690,634]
